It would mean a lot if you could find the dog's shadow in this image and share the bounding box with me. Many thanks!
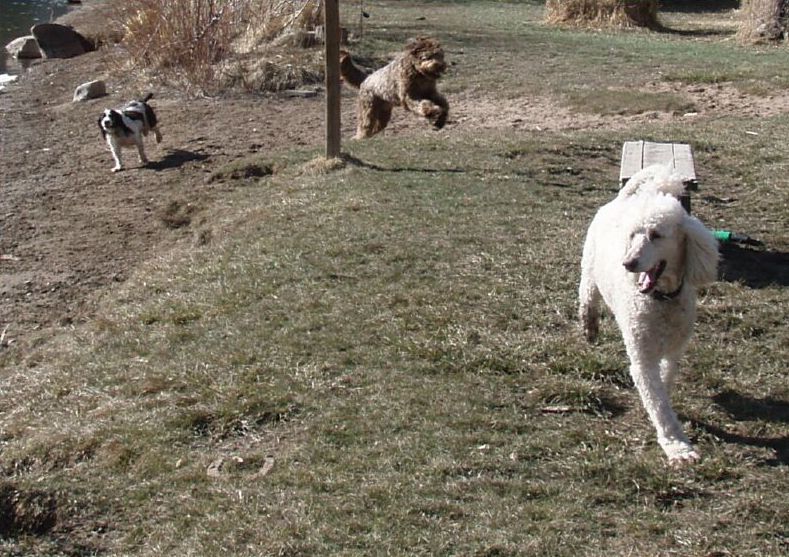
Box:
[343,154,464,175]
[691,391,789,466]
[148,149,209,171]
[718,243,789,288]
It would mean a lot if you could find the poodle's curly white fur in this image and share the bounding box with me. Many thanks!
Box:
[578,164,719,464]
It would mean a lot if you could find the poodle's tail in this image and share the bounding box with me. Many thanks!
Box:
[339,50,369,88]
[619,164,686,200]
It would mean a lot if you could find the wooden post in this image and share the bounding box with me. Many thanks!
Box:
[324,0,341,159]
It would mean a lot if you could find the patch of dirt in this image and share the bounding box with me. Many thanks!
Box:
[0,47,336,342]
[452,78,789,132]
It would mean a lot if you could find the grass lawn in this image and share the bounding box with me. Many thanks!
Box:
[1,1,787,556]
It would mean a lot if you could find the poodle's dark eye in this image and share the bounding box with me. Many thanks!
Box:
[648,230,662,241]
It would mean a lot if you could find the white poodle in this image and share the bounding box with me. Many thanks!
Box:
[578,164,719,464]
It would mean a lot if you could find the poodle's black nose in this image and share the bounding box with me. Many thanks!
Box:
[623,259,639,272]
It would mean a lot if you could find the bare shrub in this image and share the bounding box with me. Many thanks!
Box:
[545,0,660,28]
[113,0,324,93]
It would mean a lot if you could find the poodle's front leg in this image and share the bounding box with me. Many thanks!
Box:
[578,274,601,342]
[659,357,680,393]
[629,356,698,465]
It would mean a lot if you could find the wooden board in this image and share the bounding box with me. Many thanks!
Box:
[619,141,697,188]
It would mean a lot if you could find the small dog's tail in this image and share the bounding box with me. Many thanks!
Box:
[339,50,368,88]
[140,92,154,103]
[619,164,686,200]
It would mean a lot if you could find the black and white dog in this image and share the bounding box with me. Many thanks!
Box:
[98,93,162,172]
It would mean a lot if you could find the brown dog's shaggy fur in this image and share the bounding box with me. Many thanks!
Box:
[339,37,449,139]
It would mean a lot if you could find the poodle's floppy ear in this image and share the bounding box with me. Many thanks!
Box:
[683,214,719,287]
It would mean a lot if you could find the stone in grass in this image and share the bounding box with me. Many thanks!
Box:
[73,79,106,102]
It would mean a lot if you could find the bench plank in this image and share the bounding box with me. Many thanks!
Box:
[671,143,697,186]
[642,142,674,170]
[619,140,644,184]
[619,140,698,212]
[619,140,697,185]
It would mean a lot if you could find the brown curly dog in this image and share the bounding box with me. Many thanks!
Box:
[340,37,449,139]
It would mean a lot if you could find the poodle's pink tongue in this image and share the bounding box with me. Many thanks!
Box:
[638,267,659,293]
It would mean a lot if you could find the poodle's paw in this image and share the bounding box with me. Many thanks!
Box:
[662,440,700,466]
[112,165,123,173]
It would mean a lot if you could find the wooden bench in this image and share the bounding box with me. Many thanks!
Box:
[619,141,698,212]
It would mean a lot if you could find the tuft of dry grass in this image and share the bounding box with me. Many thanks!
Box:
[737,0,789,44]
[546,0,660,28]
[113,0,325,93]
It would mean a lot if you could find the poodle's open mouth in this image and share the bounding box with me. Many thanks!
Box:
[637,260,666,293]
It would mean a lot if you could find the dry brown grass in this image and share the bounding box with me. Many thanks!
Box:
[737,0,789,44]
[113,0,324,93]
[545,0,660,28]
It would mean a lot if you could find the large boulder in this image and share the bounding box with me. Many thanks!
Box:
[73,79,106,102]
[31,23,93,59]
[5,36,42,59]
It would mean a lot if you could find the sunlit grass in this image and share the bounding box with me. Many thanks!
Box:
[0,1,787,555]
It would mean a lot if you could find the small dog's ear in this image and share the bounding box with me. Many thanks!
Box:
[98,115,106,139]
[683,215,719,286]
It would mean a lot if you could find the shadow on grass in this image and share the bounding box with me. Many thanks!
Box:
[656,0,739,38]
[690,391,789,466]
[344,154,465,174]
[713,390,789,424]
[660,0,739,13]
[718,243,789,288]
[148,149,209,171]
[692,420,789,467]
[656,27,736,38]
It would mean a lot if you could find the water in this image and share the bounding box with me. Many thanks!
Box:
[1,0,72,73]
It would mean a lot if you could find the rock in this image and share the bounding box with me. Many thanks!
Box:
[73,79,106,102]
[5,36,42,59]
[31,23,93,59]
